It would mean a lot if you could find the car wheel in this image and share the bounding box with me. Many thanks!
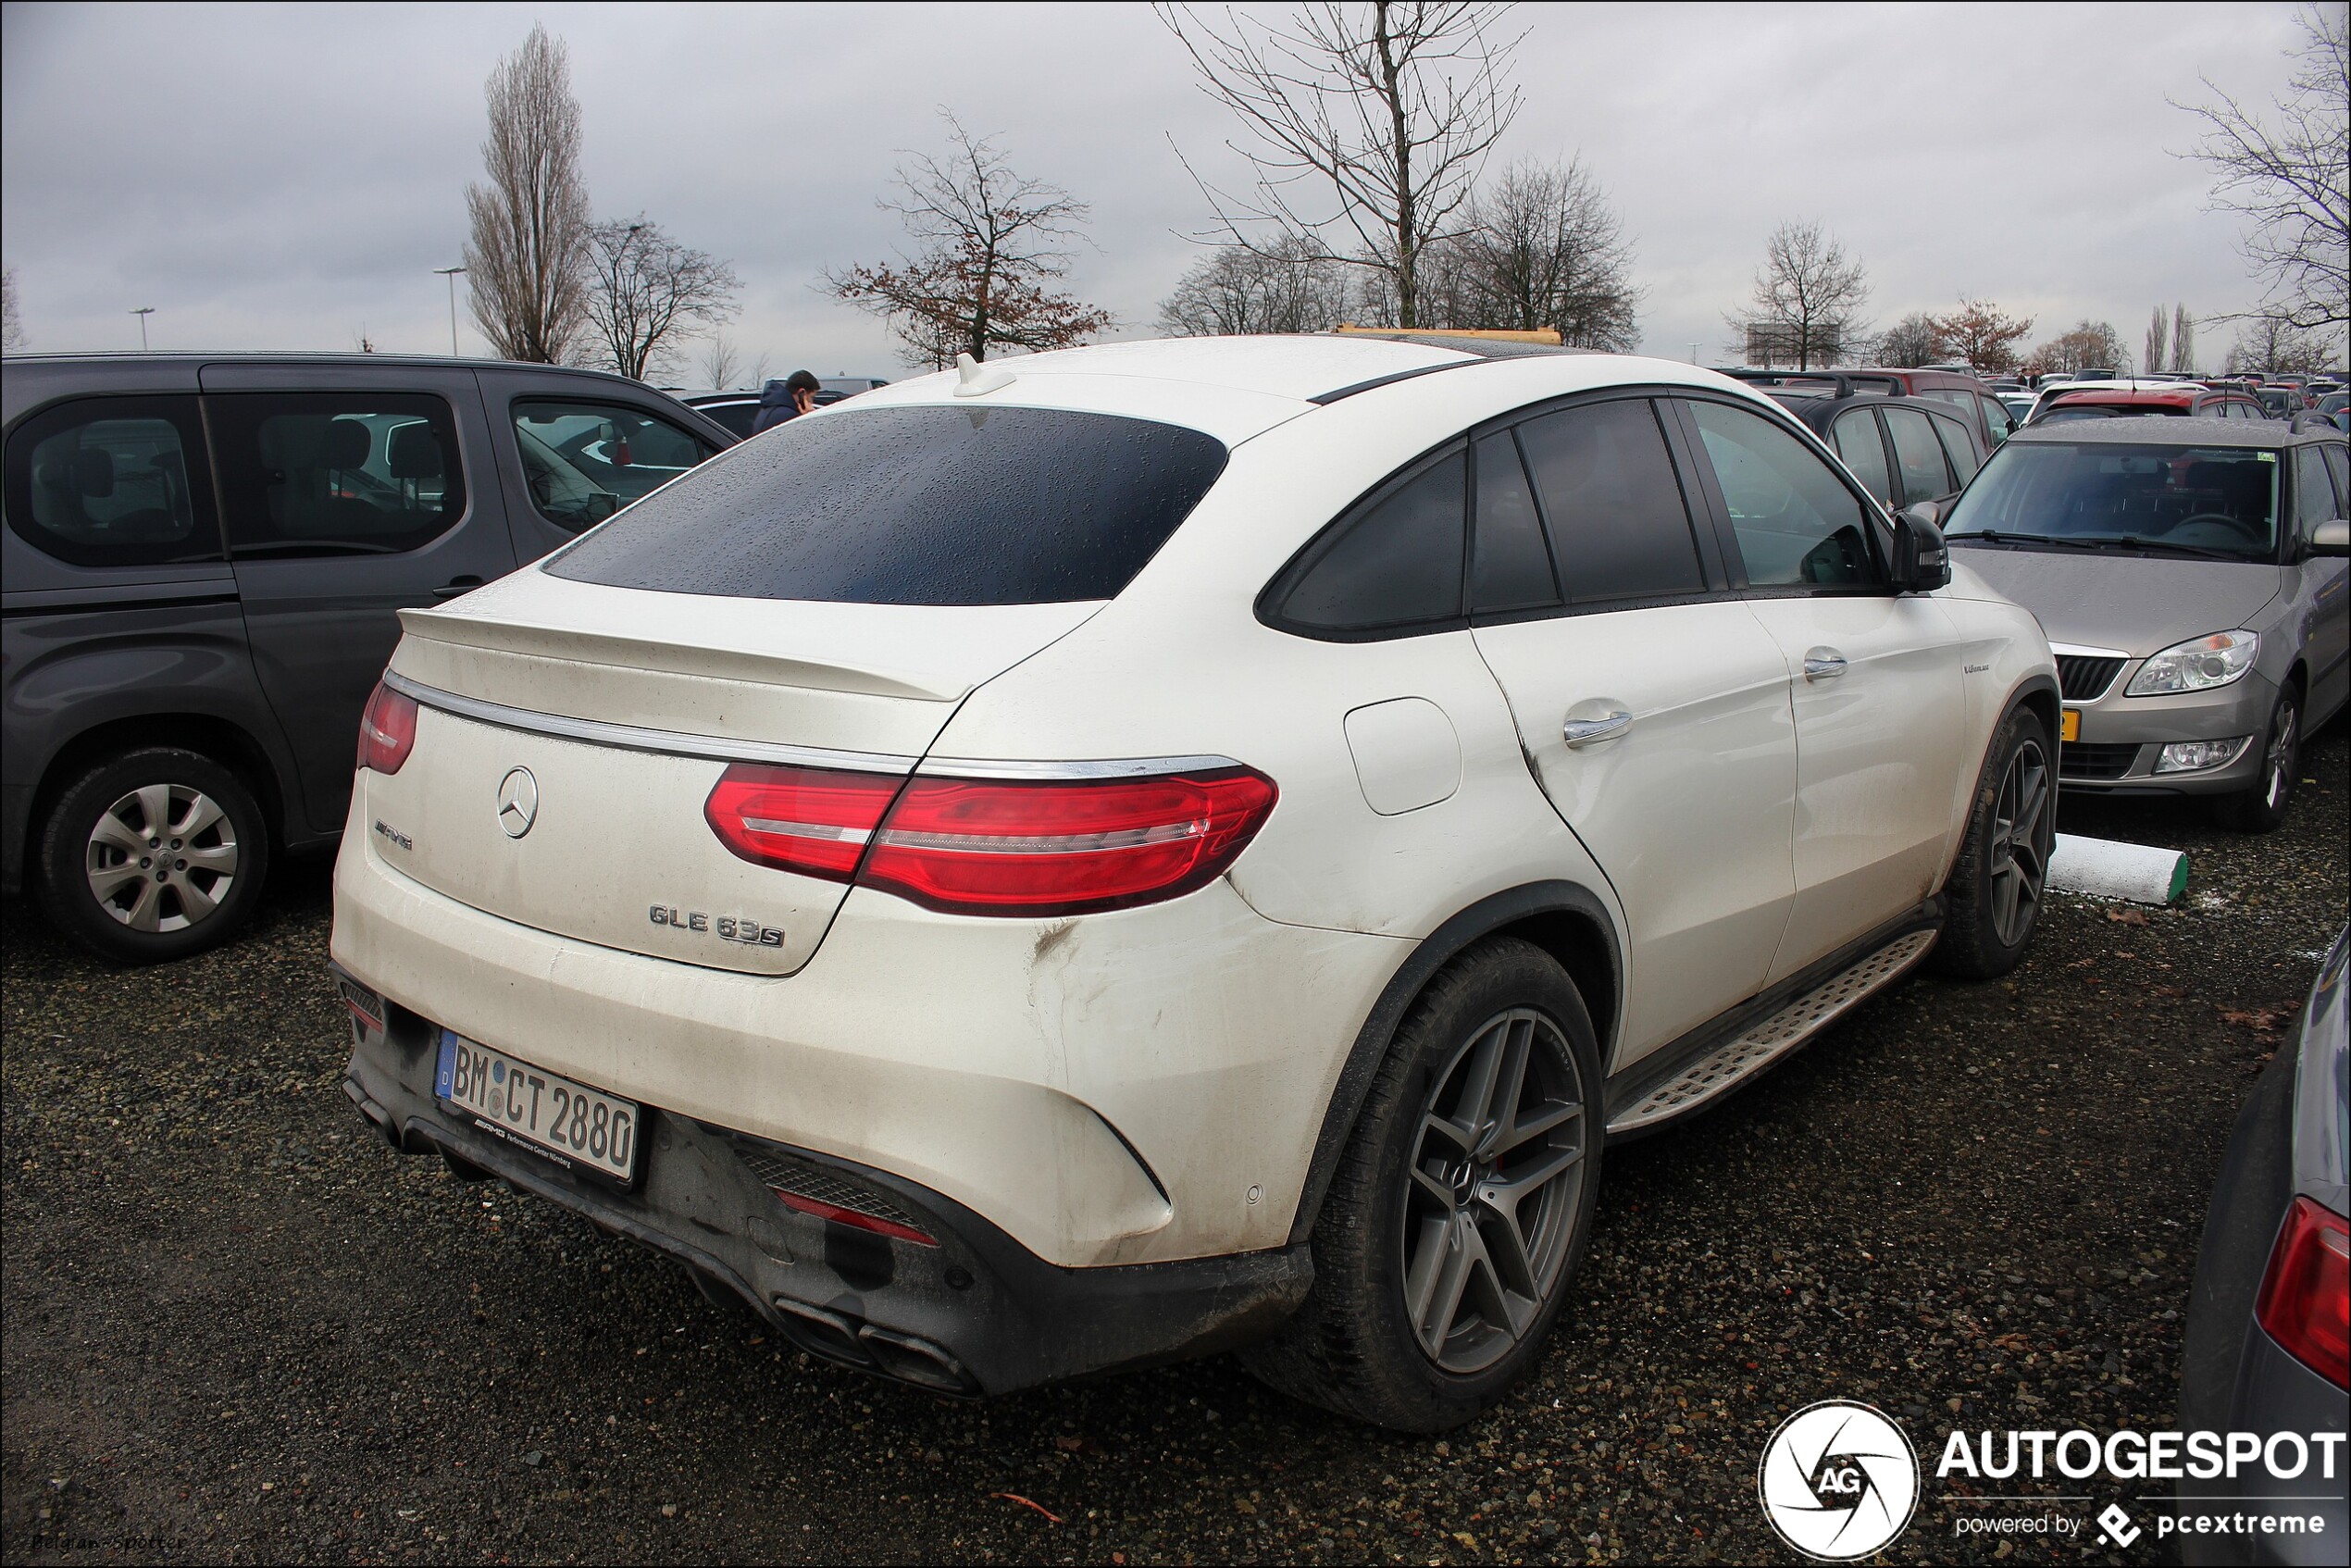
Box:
[35,747,270,964]
[1241,938,1602,1431]
[1931,706,2053,981]
[2213,688,2299,835]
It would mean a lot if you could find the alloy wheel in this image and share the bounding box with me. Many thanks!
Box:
[83,783,242,933]
[2260,698,2298,811]
[1987,737,2051,949]
[1399,1007,1588,1375]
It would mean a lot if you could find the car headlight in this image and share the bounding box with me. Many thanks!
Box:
[2126,630,2258,696]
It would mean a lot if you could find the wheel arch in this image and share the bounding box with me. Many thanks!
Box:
[1284,880,1622,1247]
[25,711,292,876]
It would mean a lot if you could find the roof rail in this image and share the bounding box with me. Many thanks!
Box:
[1333,324,1562,345]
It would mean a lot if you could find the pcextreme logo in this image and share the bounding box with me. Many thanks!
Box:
[1757,1400,1921,1561]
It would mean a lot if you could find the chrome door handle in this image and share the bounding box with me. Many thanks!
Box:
[1562,706,1634,748]
[1803,647,1848,682]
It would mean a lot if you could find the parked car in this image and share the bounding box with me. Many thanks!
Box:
[2,353,736,963]
[2033,386,2270,425]
[2318,392,2350,434]
[331,334,2057,1431]
[1934,417,2349,828]
[1998,391,2039,425]
[2258,387,2307,419]
[1753,377,1986,514]
[1721,366,2015,449]
[676,390,761,440]
[2178,926,2348,1563]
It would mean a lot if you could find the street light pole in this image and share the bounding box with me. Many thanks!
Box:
[131,307,155,350]
[434,267,466,356]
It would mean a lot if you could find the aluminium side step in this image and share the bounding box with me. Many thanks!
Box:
[1605,928,1938,1134]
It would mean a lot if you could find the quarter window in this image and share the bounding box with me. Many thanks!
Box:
[1831,410,1894,504]
[1277,448,1467,632]
[1515,399,1705,603]
[1686,399,1878,588]
[1884,406,1957,505]
[208,393,465,556]
[1977,393,2013,443]
[1932,413,1983,484]
[2295,446,2340,534]
[513,400,715,531]
[4,396,221,568]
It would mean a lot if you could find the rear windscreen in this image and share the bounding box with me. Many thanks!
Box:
[545,404,1228,605]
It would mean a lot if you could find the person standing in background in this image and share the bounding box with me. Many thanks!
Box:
[752,370,823,434]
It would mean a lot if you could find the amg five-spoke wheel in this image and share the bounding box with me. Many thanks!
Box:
[1986,735,2050,950]
[1401,1008,1588,1373]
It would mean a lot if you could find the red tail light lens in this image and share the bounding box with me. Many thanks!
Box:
[2256,1195,2350,1388]
[356,681,418,776]
[703,762,1278,915]
[703,765,901,882]
[863,767,1277,916]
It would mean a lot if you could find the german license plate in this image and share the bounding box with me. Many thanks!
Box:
[434,1030,640,1186]
[2060,709,2081,742]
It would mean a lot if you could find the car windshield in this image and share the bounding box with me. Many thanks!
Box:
[1942,442,2280,560]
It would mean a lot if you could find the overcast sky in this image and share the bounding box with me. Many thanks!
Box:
[0,1,2315,380]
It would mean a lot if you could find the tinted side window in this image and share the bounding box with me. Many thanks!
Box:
[2323,444,2348,507]
[2295,446,2339,532]
[4,396,221,568]
[513,400,715,532]
[209,393,464,556]
[1932,413,1983,484]
[1977,393,2013,442]
[1884,406,1958,505]
[1686,399,1878,588]
[1470,431,1558,613]
[1278,448,1466,631]
[1516,399,1704,603]
[1832,410,1894,504]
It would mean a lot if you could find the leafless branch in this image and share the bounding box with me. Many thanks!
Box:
[1723,219,1870,369]
[463,24,593,364]
[582,216,740,380]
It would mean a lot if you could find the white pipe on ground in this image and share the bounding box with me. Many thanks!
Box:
[2046,833,2190,906]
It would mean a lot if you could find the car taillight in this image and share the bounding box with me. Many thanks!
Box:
[703,762,1278,916]
[356,680,418,776]
[2256,1195,2350,1389]
[703,765,901,882]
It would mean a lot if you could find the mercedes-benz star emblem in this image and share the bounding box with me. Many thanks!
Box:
[495,766,539,839]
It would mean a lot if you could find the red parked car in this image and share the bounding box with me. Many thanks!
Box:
[2033,386,2270,426]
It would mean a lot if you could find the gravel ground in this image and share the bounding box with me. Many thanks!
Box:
[5,721,2345,1566]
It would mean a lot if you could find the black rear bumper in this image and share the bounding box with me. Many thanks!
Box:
[337,983,1312,1397]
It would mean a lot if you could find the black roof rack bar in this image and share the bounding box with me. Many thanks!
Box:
[1310,360,1481,405]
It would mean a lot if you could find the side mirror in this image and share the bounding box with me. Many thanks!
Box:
[1892,504,1952,591]
[2312,518,2350,558]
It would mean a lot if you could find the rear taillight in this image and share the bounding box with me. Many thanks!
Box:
[356,680,418,776]
[2256,1195,2350,1388]
[703,762,1277,916]
[703,765,900,881]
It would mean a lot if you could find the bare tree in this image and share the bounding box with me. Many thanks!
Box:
[696,330,742,390]
[1,266,22,353]
[1159,2,1523,329]
[2224,314,2338,375]
[581,216,740,380]
[2175,4,2348,329]
[1878,313,1943,367]
[1724,220,1869,369]
[828,116,1113,367]
[463,24,592,363]
[1925,298,2034,373]
[1157,235,1353,335]
[2145,305,2169,377]
[1438,156,1642,347]
[744,349,772,388]
[2024,319,2132,378]
[2170,302,2196,374]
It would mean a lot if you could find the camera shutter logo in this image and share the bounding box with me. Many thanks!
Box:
[496,767,539,840]
[1757,1400,1920,1561]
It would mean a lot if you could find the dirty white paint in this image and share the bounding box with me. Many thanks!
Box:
[1342,697,1461,815]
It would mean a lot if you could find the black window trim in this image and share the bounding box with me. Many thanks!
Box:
[1255,383,1748,643]
[504,392,719,533]
[2,392,229,569]
[1664,391,1896,600]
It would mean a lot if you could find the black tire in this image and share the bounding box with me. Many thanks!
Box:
[1241,938,1602,1432]
[35,747,270,965]
[1931,706,2054,981]
[2213,686,2299,835]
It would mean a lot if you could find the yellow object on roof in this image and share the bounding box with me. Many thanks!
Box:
[1333,325,1563,345]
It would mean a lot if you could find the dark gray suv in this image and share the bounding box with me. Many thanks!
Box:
[2,353,735,963]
